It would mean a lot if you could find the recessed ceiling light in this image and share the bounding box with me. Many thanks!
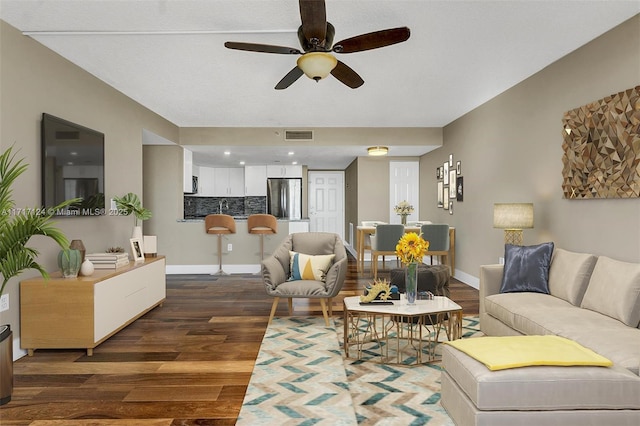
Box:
[224,151,230,155]
[288,151,294,156]
[70,151,78,156]
[292,161,298,165]
[239,161,245,165]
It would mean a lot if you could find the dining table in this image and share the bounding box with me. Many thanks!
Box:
[356,225,456,273]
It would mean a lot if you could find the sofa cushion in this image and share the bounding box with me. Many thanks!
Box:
[499,242,554,294]
[442,344,640,411]
[485,292,571,335]
[289,251,335,282]
[581,256,640,327]
[485,292,640,374]
[548,248,597,306]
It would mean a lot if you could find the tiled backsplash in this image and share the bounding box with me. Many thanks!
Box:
[184,196,266,218]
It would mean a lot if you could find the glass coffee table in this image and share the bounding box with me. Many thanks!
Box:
[343,295,463,365]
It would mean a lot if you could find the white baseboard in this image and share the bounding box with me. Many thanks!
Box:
[453,269,479,289]
[165,264,260,275]
[13,336,26,361]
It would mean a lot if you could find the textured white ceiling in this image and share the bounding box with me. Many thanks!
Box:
[2,1,638,167]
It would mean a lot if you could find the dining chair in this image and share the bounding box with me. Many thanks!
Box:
[421,223,450,270]
[370,224,404,279]
[361,220,386,255]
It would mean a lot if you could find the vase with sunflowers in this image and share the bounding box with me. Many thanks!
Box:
[395,232,429,304]
[393,200,414,225]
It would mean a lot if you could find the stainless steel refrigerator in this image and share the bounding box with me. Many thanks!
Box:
[267,178,302,219]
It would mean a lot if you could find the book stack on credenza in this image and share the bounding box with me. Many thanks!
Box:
[86,252,130,269]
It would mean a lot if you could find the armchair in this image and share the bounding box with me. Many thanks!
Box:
[261,232,347,326]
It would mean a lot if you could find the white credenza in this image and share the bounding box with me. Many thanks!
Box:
[20,256,166,356]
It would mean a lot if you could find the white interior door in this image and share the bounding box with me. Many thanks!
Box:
[389,161,419,223]
[308,171,345,239]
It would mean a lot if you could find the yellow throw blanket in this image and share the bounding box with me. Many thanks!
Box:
[445,335,613,371]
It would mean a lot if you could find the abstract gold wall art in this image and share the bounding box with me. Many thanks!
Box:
[561,86,640,199]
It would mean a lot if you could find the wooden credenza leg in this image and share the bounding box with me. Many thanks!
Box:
[28,349,34,356]
[87,348,93,356]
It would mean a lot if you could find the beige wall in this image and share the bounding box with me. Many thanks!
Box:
[419,14,640,284]
[3,12,638,349]
[0,21,178,345]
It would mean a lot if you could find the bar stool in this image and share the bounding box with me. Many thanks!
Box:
[205,214,236,275]
[247,214,278,262]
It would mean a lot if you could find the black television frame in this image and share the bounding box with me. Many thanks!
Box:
[41,113,106,217]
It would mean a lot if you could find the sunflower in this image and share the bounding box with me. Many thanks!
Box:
[395,232,429,264]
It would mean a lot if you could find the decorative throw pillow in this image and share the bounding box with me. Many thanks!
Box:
[581,256,640,327]
[499,242,554,294]
[548,248,597,306]
[289,251,335,282]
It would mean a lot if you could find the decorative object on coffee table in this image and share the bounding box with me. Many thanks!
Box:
[360,278,399,303]
[395,232,429,304]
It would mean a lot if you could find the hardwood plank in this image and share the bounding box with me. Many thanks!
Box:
[1,253,478,423]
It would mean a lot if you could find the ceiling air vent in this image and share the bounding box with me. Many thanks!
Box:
[284,130,314,141]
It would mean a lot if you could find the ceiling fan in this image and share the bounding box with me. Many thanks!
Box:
[224,0,410,89]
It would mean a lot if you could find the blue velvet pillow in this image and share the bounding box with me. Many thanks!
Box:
[500,242,554,294]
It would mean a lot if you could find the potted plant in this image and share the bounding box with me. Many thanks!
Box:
[112,192,152,255]
[0,146,78,405]
[113,192,152,227]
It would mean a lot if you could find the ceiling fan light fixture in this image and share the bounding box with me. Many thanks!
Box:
[297,52,338,81]
[367,146,388,156]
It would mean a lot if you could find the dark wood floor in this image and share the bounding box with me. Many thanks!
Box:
[0,255,478,425]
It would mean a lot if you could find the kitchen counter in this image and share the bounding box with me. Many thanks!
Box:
[178,216,310,222]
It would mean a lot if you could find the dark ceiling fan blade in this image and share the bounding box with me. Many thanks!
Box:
[224,41,301,55]
[330,61,364,89]
[332,27,410,53]
[275,66,305,90]
[299,0,327,45]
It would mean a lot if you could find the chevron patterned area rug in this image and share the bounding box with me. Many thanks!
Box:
[237,315,481,425]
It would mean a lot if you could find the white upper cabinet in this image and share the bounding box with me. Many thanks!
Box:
[245,165,267,196]
[213,168,245,196]
[183,148,193,193]
[198,166,216,196]
[267,164,302,178]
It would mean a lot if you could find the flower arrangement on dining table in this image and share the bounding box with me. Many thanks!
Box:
[393,200,414,216]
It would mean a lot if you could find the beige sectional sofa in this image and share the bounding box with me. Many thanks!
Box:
[480,248,640,375]
[441,247,640,425]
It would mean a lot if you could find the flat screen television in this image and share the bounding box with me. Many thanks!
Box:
[41,113,105,216]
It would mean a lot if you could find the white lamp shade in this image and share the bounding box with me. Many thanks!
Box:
[297,52,338,81]
[493,203,534,229]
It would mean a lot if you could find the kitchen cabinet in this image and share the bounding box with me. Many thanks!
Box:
[183,148,193,193]
[198,166,216,196]
[214,168,244,196]
[245,165,267,196]
[20,257,166,356]
[267,165,302,178]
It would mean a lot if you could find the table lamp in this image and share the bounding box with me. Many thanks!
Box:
[493,203,534,245]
